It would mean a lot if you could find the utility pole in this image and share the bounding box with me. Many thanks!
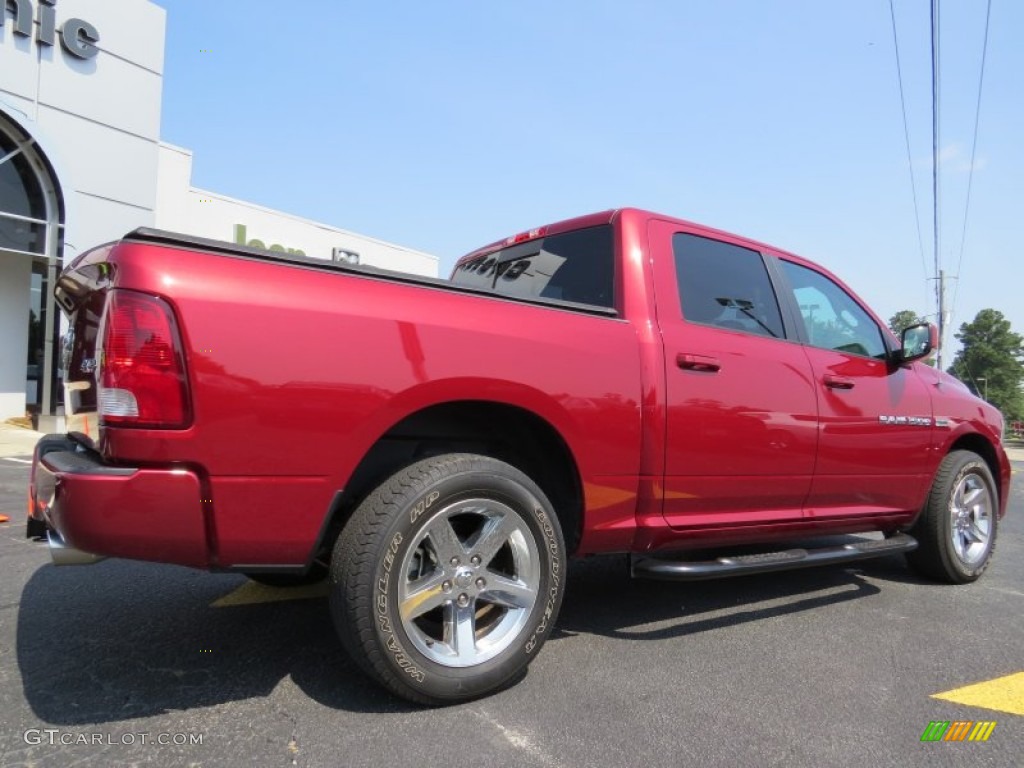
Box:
[937,269,945,369]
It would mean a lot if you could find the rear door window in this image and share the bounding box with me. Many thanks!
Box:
[451,225,615,308]
[672,233,785,338]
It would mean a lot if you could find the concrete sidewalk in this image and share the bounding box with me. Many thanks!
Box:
[0,422,44,459]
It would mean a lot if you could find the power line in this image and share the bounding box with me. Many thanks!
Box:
[888,0,931,316]
[931,0,944,368]
[950,0,993,323]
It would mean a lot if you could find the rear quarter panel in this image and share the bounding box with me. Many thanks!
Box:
[100,242,644,565]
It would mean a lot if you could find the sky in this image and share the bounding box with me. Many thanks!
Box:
[154,1,1023,354]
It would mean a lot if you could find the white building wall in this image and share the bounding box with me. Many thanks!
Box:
[0,0,166,262]
[0,27,38,101]
[1,0,166,420]
[155,144,438,277]
[0,91,34,117]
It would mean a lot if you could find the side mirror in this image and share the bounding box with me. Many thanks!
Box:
[899,322,938,363]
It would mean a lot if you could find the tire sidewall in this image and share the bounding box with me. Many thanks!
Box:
[369,464,564,702]
[938,456,998,581]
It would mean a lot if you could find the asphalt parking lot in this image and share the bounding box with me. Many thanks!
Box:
[1,452,1021,768]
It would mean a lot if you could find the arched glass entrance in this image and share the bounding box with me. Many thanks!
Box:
[0,109,65,422]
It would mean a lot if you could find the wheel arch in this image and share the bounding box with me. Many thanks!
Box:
[946,432,1004,509]
[318,400,585,561]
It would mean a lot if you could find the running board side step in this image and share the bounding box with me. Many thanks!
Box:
[630,533,917,581]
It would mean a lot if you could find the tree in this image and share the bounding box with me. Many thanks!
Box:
[946,309,1024,421]
[888,309,925,337]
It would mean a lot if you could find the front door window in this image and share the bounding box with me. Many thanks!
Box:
[780,260,887,359]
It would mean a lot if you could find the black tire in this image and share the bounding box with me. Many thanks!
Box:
[245,562,328,587]
[905,450,998,584]
[330,453,565,705]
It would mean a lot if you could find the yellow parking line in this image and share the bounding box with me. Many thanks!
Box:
[931,671,1024,717]
[211,580,330,607]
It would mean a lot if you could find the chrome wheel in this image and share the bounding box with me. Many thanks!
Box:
[332,454,566,703]
[398,498,540,668]
[949,471,993,567]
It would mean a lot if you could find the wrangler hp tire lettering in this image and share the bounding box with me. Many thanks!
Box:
[329,454,565,704]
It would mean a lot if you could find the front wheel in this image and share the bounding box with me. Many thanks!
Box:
[330,453,565,704]
[906,450,998,584]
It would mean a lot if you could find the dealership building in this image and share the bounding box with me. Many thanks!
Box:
[0,0,438,426]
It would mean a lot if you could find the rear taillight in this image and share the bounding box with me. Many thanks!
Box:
[97,290,190,428]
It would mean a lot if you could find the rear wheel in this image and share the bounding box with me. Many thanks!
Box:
[330,453,565,704]
[906,450,998,583]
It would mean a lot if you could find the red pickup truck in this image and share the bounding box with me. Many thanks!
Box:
[29,208,1008,704]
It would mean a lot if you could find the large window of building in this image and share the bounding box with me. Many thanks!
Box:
[0,112,65,421]
[0,130,48,256]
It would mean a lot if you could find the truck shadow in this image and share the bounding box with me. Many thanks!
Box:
[556,553,918,642]
[16,561,411,723]
[16,552,922,722]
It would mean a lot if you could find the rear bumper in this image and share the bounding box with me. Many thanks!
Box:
[29,434,209,567]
